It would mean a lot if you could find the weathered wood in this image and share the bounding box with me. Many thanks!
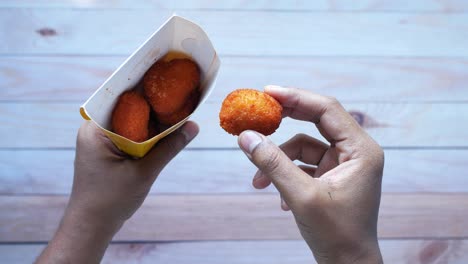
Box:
[1,0,468,12]
[0,56,121,102]
[0,102,466,148]
[1,149,468,195]
[0,1,465,262]
[2,56,468,102]
[1,194,467,242]
[1,10,467,56]
[2,239,468,264]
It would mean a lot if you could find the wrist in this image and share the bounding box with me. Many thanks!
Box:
[36,205,124,263]
[346,242,382,264]
[315,238,383,264]
[59,205,124,242]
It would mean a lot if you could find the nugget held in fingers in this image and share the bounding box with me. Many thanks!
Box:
[219,89,283,136]
[143,58,200,116]
[111,90,150,142]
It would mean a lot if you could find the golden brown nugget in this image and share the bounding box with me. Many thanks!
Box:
[143,58,200,115]
[111,90,150,142]
[219,89,282,136]
[157,91,200,126]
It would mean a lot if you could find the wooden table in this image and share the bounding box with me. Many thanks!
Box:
[1,1,468,263]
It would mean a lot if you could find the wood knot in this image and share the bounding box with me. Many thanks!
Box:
[36,28,57,37]
[348,110,386,129]
[349,111,365,126]
[399,19,408,24]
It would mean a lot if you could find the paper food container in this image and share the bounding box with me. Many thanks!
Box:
[80,15,220,158]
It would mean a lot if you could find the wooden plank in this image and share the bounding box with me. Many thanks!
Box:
[0,102,466,148]
[0,57,121,102]
[1,10,468,56]
[3,56,468,102]
[2,239,468,264]
[1,149,468,195]
[0,194,467,242]
[0,103,80,148]
[1,0,468,12]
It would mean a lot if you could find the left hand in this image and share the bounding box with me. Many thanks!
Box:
[36,120,198,264]
[69,120,199,232]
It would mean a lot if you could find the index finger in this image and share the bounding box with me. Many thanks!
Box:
[264,85,366,159]
[76,121,129,159]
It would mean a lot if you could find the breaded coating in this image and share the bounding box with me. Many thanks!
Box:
[111,90,150,142]
[143,58,200,115]
[157,91,200,126]
[219,89,282,136]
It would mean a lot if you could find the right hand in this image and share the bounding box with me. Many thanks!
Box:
[238,86,384,264]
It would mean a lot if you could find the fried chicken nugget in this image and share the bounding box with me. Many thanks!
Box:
[157,91,200,126]
[111,90,150,142]
[143,58,200,115]
[219,89,283,136]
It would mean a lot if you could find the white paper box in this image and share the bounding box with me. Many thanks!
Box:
[80,15,220,157]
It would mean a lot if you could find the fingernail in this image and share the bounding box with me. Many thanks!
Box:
[265,85,288,94]
[239,131,263,155]
[253,171,263,181]
[181,122,199,142]
[281,199,289,211]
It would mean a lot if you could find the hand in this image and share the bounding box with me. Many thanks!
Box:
[70,120,198,227]
[238,86,384,264]
[36,120,199,264]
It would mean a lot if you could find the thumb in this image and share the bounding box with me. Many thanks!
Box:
[138,121,199,179]
[238,130,312,203]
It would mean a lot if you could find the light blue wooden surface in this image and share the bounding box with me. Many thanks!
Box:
[1,10,468,56]
[1,1,468,263]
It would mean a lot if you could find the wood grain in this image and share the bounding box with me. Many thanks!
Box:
[1,10,468,56]
[1,149,468,195]
[1,1,466,262]
[2,56,468,102]
[1,0,468,12]
[1,194,467,242]
[0,102,466,148]
[2,239,468,264]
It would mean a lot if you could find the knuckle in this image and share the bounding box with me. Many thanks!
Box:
[359,139,385,174]
[373,143,385,166]
[76,122,100,148]
[76,123,88,143]
[323,96,340,108]
[366,137,384,160]
[289,87,301,96]
[296,188,320,212]
[283,133,306,147]
[287,87,302,109]
[303,189,319,205]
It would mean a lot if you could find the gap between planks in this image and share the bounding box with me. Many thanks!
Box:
[1,149,468,194]
[1,193,467,242]
[2,239,468,264]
